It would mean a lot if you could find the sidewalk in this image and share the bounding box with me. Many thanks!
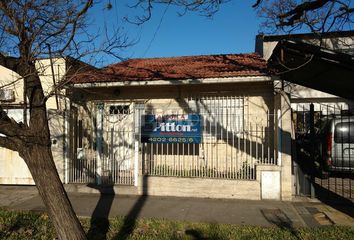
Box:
[0,185,353,228]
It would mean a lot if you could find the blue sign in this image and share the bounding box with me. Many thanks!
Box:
[141,114,201,144]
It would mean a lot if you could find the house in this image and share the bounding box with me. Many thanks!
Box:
[67,54,293,200]
[0,54,294,200]
[0,57,93,184]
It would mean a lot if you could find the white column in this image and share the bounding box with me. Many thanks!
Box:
[134,141,139,186]
[96,103,104,185]
[277,108,282,167]
[133,103,141,187]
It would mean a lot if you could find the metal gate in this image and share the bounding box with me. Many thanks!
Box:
[101,103,135,185]
[68,106,97,184]
[68,102,137,185]
[293,103,354,202]
[141,96,277,180]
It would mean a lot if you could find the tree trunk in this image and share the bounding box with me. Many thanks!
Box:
[20,144,87,240]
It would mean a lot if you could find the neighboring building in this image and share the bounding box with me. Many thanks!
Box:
[256,30,354,114]
[0,57,92,184]
[256,31,354,199]
[256,30,354,60]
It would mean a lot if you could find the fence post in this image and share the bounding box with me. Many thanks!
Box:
[277,108,282,167]
[309,103,316,198]
[134,103,143,187]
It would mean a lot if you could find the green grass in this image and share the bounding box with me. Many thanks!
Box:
[1,208,354,240]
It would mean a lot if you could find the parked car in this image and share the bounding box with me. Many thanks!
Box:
[317,116,354,174]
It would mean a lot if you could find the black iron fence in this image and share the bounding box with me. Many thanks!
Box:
[294,103,354,202]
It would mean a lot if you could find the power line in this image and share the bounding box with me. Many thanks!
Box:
[142,3,171,58]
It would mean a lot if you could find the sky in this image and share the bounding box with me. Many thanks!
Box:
[87,1,263,66]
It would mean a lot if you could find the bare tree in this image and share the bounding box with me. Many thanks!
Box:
[255,0,354,34]
[0,1,130,239]
[129,1,353,34]
[125,0,229,24]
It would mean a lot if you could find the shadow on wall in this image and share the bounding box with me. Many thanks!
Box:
[143,96,289,164]
[69,101,134,185]
[68,100,149,239]
[70,84,292,184]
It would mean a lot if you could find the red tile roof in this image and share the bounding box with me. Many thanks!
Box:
[71,53,269,83]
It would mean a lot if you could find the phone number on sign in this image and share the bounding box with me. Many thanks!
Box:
[147,137,196,143]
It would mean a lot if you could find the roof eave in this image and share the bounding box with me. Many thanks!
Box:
[72,75,274,88]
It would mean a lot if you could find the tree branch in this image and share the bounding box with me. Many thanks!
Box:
[0,1,23,34]
[0,136,18,152]
[252,0,263,8]
[0,106,23,137]
[57,0,93,53]
[278,0,332,26]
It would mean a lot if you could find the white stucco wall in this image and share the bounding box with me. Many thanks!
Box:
[0,58,68,184]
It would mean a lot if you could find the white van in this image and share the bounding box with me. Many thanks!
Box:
[318,116,354,173]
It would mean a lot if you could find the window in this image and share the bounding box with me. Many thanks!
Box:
[334,122,354,143]
[0,89,15,102]
[109,105,129,115]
